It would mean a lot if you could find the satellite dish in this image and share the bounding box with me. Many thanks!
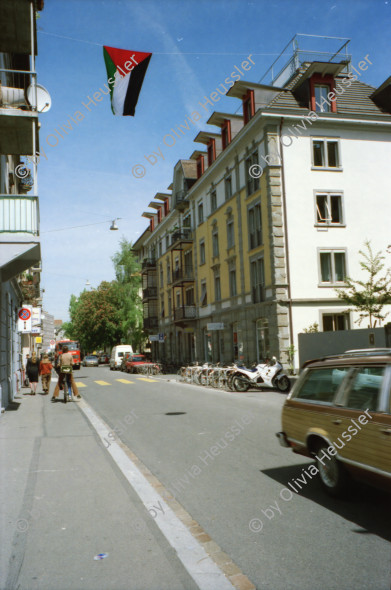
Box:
[26,83,52,112]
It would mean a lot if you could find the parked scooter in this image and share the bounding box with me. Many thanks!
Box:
[231,357,290,392]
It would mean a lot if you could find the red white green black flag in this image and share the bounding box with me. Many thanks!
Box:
[103,46,152,116]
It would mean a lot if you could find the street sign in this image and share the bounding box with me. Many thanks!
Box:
[50,339,55,346]
[149,335,159,342]
[31,307,41,334]
[207,322,224,331]
[18,308,31,321]
[35,336,42,344]
[158,333,165,342]
[17,306,32,332]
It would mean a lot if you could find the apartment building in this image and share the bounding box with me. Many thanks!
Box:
[0,0,44,408]
[133,35,391,367]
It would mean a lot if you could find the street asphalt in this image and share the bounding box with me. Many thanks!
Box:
[1,365,390,590]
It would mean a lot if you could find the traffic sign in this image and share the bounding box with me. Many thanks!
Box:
[19,308,31,321]
[50,339,55,346]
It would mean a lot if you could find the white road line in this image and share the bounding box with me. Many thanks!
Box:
[79,400,236,590]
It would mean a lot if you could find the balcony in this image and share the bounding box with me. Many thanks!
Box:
[0,195,39,234]
[173,189,189,211]
[0,69,40,154]
[143,317,158,330]
[142,286,157,300]
[1,0,43,55]
[141,258,156,271]
[172,266,194,284]
[170,229,193,249]
[174,305,197,321]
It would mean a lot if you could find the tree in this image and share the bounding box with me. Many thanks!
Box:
[336,240,391,328]
[111,238,144,350]
[71,282,123,351]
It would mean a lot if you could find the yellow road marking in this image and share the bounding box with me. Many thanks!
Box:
[136,377,158,382]
[95,380,110,386]
[74,382,86,388]
[116,379,134,384]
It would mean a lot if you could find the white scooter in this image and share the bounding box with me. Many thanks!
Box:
[231,357,290,393]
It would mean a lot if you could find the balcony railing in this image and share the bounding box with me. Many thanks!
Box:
[173,189,189,211]
[174,305,197,321]
[142,286,157,299]
[144,317,158,330]
[172,266,194,283]
[171,229,192,246]
[0,196,39,234]
[142,258,156,270]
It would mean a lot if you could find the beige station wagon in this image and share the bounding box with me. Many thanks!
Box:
[277,349,391,496]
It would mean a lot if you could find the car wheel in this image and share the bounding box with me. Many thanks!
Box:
[232,375,250,392]
[315,441,350,497]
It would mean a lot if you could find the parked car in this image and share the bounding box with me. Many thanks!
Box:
[120,352,132,372]
[124,354,159,374]
[82,355,99,367]
[99,353,110,364]
[276,348,391,497]
[110,345,133,370]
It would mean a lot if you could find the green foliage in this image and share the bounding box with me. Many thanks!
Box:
[303,322,319,333]
[112,238,144,350]
[285,344,297,375]
[335,241,391,328]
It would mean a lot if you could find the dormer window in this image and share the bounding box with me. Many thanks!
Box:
[149,218,154,232]
[221,120,231,149]
[207,139,216,166]
[197,155,205,178]
[157,208,162,223]
[243,90,255,124]
[310,74,337,113]
[164,200,169,215]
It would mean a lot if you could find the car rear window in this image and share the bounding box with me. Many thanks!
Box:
[294,367,349,403]
[344,366,385,411]
[131,356,144,362]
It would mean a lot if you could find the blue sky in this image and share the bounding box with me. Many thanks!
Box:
[36,0,391,319]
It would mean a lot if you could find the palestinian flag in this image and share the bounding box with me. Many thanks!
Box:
[103,46,152,116]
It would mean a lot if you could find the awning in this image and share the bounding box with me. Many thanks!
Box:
[0,242,41,281]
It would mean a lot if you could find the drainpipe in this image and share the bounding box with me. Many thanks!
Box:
[278,118,294,352]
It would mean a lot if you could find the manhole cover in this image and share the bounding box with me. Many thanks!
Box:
[165,412,186,416]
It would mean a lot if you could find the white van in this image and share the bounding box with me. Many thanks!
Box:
[110,345,133,370]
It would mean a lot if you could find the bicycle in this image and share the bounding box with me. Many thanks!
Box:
[61,365,73,403]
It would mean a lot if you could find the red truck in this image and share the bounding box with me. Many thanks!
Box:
[55,339,81,370]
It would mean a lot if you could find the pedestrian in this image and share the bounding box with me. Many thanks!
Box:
[26,352,40,395]
[39,353,53,394]
[24,354,30,387]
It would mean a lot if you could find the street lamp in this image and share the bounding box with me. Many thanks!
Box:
[110,217,122,231]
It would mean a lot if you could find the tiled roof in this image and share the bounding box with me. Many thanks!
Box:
[266,64,391,118]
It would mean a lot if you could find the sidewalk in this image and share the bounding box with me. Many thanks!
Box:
[0,385,202,590]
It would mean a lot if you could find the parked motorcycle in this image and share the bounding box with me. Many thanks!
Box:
[231,357,290,393]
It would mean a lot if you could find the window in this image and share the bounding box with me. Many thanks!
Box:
[246,151,259,195]
[319,250,346,284]
[225,176,232,200]
[200,281,207,306]
[295,367,349,403]
[251,258,265,303]
[199,240,205,265]
[312,139,340,169]
[168,292,172,315]
[159,240,162,257]
[344,367,384,412]
[248,203,262,249]
[165,235,170,249]
[314,85,331,112]
[176,291,181,308]
[186,287,194,305]
[159,264,163,286]
[210,190,217,212]
[183,214,191,228]
[212,225,219,257]
[316,193,343,225]
[198,201,204,224]
[214,274,221,301]
[227,215,235,248]
[322,313,350,331]
[233,322,243,361]
[161,299,165,318]
[229,267,237,297]
[196,155,204,178]
[166,259,171,284]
